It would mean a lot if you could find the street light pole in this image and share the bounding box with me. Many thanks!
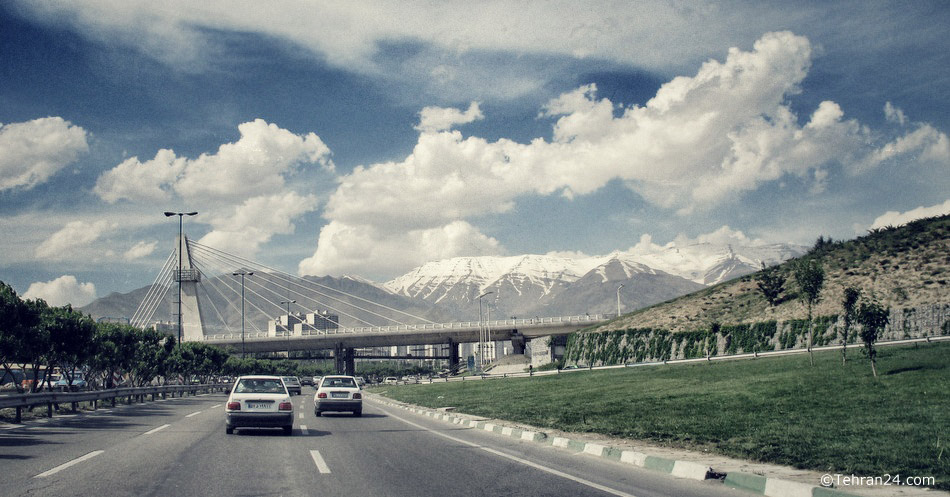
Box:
[476,291,494,372]
[164,211,198,350]
[233,270,254,358]
[280,299,296,335]
[617,284,624,317]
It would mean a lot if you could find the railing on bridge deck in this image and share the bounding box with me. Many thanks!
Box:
[202,314,614,341]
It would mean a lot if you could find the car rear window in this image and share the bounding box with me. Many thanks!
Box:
[235,379,285,393]
[323,378,356,388]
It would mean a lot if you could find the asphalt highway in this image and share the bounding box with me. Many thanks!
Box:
[1,389,749,497]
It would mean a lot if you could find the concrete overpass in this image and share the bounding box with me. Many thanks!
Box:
[202,314,611,373]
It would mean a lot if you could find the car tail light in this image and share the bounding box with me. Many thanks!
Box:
[227,401,241,410]
[278,402,293,411]
[353,393,361,399]
[317,392,327,398]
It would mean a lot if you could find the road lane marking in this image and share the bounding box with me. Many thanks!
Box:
[309,450,331,474]
[185,411,202,418]
[300,425,309,435]
[34,450,104,478]
[383,409,639,497]
[299,412,305,419]
[142,424,170,435]
[210,403,222,409]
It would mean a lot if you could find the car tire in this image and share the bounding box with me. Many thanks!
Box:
[353,409,362,417]
[226,426,234,434]
[283,426,293,436]
[314,409,321,416]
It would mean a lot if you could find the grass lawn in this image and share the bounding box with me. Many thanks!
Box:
[372,342,950,490]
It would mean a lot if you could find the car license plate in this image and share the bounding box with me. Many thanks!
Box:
[331,392,348,399]
[247,402,270,409]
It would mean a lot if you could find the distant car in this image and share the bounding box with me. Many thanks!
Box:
[355,376,366,387]
[314,375,362,416]
[384,377,398,385]
[281,376,302,395]
[54,373,87,391]
[300,376,314,386]
[225,375,294,435]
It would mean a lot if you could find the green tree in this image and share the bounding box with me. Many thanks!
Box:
[840,286,861,364]
[858,298,889,378]
[0,283,42,394]
[44,305,97,389]
[755,262,785,307]
[793,258,825,366]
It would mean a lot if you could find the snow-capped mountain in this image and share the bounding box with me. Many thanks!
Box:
[385,241,806,319]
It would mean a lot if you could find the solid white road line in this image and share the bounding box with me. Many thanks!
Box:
[142,424,170,435]
[383,408,639,497]
[309,450,331,474]
[34,450,104,478]
[185,411,202,418]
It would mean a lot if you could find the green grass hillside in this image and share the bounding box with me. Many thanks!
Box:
[376,343,950,489]
[601,214,949,333]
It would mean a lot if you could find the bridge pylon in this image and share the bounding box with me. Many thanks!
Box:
[175,234,205,341]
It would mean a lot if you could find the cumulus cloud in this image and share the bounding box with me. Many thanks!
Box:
[198,192,319,257]
[415,102,483,132]
[23,275,97,307]
[0,117,88,191]
[298,220,501,277]
[304,31,914,277]
[95,119,333,203]
[124,240,157,260]
[870,200,950,230]
[36,220,118,260]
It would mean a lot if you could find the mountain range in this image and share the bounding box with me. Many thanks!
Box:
[81,239,806,327]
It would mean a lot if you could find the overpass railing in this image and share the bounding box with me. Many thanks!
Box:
[202,314,613,341]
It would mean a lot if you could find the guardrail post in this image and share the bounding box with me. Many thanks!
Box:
[47,401,53,418]
[15,406,22,424]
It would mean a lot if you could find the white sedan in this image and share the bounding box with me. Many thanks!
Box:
[314,375,362,416]
[225,375,294,435]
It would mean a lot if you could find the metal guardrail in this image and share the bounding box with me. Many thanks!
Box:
[406,335,950,384]
[0,383,229,422]
[202,314,612,341]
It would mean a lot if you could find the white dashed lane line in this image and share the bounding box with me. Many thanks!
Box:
[141,424,170,435]
[185,411,202,418]
[309,450,331,474]
[34,450,104,478]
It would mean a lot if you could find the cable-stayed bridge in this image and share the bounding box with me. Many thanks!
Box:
[131,235,610,373]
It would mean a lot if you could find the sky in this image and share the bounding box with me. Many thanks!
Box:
[1,1,948,308]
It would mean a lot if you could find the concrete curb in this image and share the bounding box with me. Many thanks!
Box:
[370,395,862,497]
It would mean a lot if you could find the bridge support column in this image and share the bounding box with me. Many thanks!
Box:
[447,339,460,372]
[510,330,526,355]
[335,344,355,375]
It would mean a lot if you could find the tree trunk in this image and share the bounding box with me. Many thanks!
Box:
[870,357,878,378]
[807,303,814,366]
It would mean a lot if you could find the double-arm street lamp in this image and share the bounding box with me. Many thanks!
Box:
[233,270,254,358]
[164,211,198,350]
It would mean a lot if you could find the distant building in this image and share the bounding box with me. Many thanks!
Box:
[268,310,340,336]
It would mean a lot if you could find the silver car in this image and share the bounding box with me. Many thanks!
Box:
[225,375,294,435]
[314,375,362,416]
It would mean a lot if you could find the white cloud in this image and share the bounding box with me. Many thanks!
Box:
[415,102,483,133]
[23,275,97,307]
[298,220,501,278]
[305,31,911,277]
[0,117,88,191]
[36,220,118,260]
[94,119,333,203]
[124,240,157,260]
[870,200,950,230]
[198,192,319,257]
